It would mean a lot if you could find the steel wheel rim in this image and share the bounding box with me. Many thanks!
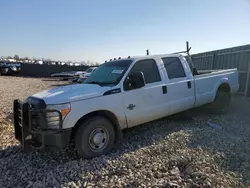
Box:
[88,127,109,152]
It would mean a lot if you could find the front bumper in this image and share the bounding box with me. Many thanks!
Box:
[13,100,72,151]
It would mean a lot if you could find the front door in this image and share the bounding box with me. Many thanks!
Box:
[122,59,168,127]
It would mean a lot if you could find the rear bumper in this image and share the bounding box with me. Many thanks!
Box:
[13,100,72,151]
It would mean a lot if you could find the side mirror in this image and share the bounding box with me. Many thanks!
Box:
[124,72,145,91]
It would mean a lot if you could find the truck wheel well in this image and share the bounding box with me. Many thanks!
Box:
[218,83,230,93]
[71,110,122,143]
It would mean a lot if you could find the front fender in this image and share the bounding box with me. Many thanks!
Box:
[62,93,127,130]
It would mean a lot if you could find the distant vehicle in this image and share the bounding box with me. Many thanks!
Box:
[73,67,98,83]
[51,67,98,81]
[51,71,85,80]
[13,51,238,158]
[0,61,21,76]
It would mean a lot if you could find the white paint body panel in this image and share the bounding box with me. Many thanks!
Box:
[30,54,239,130]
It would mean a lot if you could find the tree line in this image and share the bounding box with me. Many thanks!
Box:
[1,55,99,66]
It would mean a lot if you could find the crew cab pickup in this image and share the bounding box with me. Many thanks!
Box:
[13,53,239,158]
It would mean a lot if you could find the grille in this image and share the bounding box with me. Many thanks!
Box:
[27,97,47,130]
[31,111,40,129]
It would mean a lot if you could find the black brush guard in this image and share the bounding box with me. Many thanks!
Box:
[13,99,63,151]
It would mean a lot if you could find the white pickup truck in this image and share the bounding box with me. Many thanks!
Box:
[13,53,239,158]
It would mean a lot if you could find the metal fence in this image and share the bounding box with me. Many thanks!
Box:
[191,44,250,97]
[19,63,89,77]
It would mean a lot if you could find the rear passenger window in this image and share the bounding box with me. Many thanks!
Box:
[162,57,186,79]
[130,59,161,84]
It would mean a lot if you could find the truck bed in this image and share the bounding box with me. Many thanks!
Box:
[194,68,238,107]
[197,69,237,76]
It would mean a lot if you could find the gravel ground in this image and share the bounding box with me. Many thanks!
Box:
[0,76,250,188]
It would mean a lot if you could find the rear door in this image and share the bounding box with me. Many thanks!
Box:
[161,56,195,114]
[121,59,168,127]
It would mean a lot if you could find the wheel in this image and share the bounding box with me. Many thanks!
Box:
[210,90,231,114]
[75,116,115,158]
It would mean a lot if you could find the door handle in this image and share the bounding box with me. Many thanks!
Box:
[187,81,191,89]
[162,85,167,94]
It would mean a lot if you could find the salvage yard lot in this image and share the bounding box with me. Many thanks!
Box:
[0,76,250,187]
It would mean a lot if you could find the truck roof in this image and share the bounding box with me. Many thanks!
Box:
[106,53,183,63]
[132,53,182,60]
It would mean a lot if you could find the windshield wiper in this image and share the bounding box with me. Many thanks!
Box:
[86,81,117,86]
[86,81,102,86]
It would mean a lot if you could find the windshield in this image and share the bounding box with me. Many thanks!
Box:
[84,60,133,86]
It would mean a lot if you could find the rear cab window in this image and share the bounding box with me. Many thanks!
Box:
[161,57,186,80]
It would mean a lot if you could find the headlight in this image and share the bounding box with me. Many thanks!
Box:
[46,103,71,129]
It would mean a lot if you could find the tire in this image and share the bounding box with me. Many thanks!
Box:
[210,90,231,114]
[75,116,115,158]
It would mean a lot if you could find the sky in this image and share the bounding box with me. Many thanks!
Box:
[0,0,250,63]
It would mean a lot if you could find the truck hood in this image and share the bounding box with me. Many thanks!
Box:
[32,84,111,104]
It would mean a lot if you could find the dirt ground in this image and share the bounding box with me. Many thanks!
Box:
[0,76,250,188]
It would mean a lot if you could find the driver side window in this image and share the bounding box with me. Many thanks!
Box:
[123,59,161,91]
[129,59,161,84]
